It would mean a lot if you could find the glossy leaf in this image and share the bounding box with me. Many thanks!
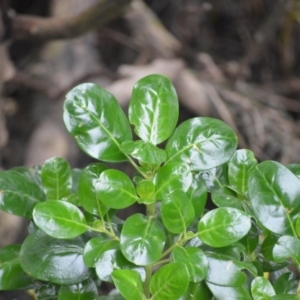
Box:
[153,162,192,200]
[128,74,178,145]
[261,234,278,261]
[119,141,166,165]
[136,180,155,199]
[206,282,252,300]
[248,161,300,235]
[211,187,243,210]
[161,190,195,234]
[239,222,260,254]
[120,213,165,266]
[198,207,251,247]
[273,272,298,295]
[251,277,275,300]
[64,83,132,162]
[37,283,58,300]
[165,117,237,171]
[272,235,300,264]
[0,245,33,290]
[41,157,72,200]
[150,262,189,300]
[96,169,138,209]
[33,201,88,239]
[58,279,98,300]
[111,270,145,300]
[286,163,300,178]
[179,281,212,300]
[228,149,257,195]
[0,170,45,218]
[172,246,208,282]
[78,163,108,215]
[20,230,90,285]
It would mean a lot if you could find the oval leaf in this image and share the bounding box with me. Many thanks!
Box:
[248,161,300,235]
[64,83,132,162]
[20,230,90,285]
[272,235,300,264]
[206,282,252,300]
[273,272,298,295]
[33,201,88,239]
[41,157,72,200]
[128,74,178,145]
[120,213,166,266]
[251,277,275,300]
[96,169,138,209]
[165,117,237,171]
[198,207,251,247]
[180,281,212,300]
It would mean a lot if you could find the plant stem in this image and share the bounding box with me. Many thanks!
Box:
[125,154,147,178]
[146,203,156,217]
[144,265,152,298]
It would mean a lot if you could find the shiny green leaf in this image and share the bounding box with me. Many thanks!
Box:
[33,201,88,239]
[206,282,252,300]
[261,234,278,261]
[20,230,90,285]
[198,207,251,247]
[165,117,237,171]
[0,170,45,218]
[111,270,145,300]
[228,149,257,195]
[272,235,300,264]
[248,161,300,235]
[136,180,155,199]
[96,169,138,209]
[200,164,229,192]
[161,190,194,234]
[120,141,166,165]
[172,246,208,282]
[273,272,298,295]
[211,187,243,210]
[78,163,108,215]
[128,74,178,145]
[251,277,275,300]
[286,163,300,178]
[41,157,72,200]
[150,263,189,300]
[0,245,34,290]
[179,281,212,300]
[64,83,132,162]
[239,222,260,254]
[153,162,192,200]
[37,283,58,300]
[58,279,98,300]
[120,213,165,266]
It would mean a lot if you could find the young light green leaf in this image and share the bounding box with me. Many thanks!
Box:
[172,246,208,282]
[198,207,251,247]
[78,163,108,215]
[153,162,192,200]
[96,169,138,209]
[150,263,189,300]
[0,245,34,290]
[64,83,132,162]
[251,277,276,300]
[111,270,145,300]
[165,117,237,171]
[136,180,155,199]
[20,230,90,285]
[0,169,45,218]
[119,140,166,165]
[128,74,178,145]
[33,201,88,239]
[248,161,300,235]
[228,149,257,195]
[161,190,195,234]
[206,282,252,300]
[41,157,72,200]
[120,213,166,266]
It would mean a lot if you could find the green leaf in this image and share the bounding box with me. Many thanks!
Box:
[136,180,155,199]
[0,170,45,218]
[98,294,124,300]
[270,295,300,300]
[58,279,98,300]
[78,163,108,215]
[41,157,72,200]
[150,263,189,300]
[198,207,251,247]
[172,246,208,282]
[180,281,212,300]
[120,213,165,266]
[261,234,278,261]
[273,272,298,295]
[96,169,138,209]
[33,201,88,239]
[248,161,300,235]
[272,235,300,264]
[20,230,90,285]
[286,163,300,178]
[111,270,145,300]
[37,283,58,300]
[165,117,237,171]
[251,277,275,300]
[120,141,166,165]
[0,245,34,290]
[128,74,178,145]
[153,162,192,200]
[206,282,252,300]
[64,83,132,162]
[228,149,257,195]
[161,190,195,234]
[211,187,243,210]
[239,222,260,254]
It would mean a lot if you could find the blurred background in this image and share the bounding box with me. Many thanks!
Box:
[1,0,300,298]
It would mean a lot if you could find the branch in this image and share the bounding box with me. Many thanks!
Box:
[9,0,132,41]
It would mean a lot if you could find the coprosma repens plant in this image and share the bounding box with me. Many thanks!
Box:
[1,74,300,299]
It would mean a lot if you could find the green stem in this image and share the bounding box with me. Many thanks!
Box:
[146,203,156,217]
[153,258,170,267]
[125,154,147,178]
[144,265,152,298]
